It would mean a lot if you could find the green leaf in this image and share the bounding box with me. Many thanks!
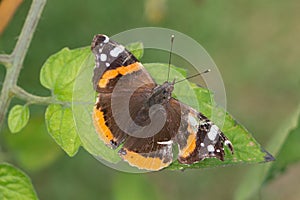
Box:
[0,163,38,200]
[45,104,81,157]
[234,106,300,200]
[125,42,144,60]
[8,105,30,133]
[4,117,62,172]
[40,46,92,157]
[40,47,90,102]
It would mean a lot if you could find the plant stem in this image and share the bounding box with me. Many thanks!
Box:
[0,54,12,67]
[11,0,46,81]
[11,86,55,105]
[0,0,47,129]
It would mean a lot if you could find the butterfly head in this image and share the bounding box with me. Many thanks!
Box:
[149,81,175,106]
[161,80,175,96]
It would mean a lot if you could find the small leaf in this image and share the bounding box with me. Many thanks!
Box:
[0,163,38,200]
[125,42,144,60]
[40,47,91,102]
[45,104,81,157]
[8,105,30,133]
[4,117,62,172]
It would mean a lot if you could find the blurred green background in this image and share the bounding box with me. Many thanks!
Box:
[1,0,300,199]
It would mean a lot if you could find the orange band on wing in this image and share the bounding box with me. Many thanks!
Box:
[93,106,114,145]
[117,62,140,75]
[179,133,196,158]
[102,69,119,79]
[97,62,141,88]
[120,148,170,171]
[98,79,109,88]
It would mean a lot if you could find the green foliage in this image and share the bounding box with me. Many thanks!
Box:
[8,105,30,133]
[40,47,92,156]
[1,0,299,199]
[0,163,38,200]
[40,47,91,102]
[45,104,81,157]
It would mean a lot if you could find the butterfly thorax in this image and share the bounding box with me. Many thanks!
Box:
[148,81,174,106]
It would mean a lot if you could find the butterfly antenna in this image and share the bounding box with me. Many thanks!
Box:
[167,35,175,82]
[175,69,211,84]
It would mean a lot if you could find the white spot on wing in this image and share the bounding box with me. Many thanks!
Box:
[110,45,125,57]
[224,140,231,146]
[100,53,107,61]
[157,140,173,145]
[188,113,199,133]
[207,145,215,152]
[105,62,110,67]
[96,96,100,104]
[207,125,219,141]
[200,143,205,147]
[103,35,109,43]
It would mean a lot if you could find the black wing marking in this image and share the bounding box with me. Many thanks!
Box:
[174,101,234,164]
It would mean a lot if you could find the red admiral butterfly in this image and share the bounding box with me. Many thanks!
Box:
[91,34,234,171]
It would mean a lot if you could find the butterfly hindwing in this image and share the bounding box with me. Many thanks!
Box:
[119,99,182,171]
[175,101,234,164]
